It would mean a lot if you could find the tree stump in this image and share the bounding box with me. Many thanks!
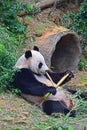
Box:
[35,26,81,72]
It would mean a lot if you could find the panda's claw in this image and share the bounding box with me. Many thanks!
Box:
[60,70,74,85]
[47,87,56,95]
[66,70,74,78]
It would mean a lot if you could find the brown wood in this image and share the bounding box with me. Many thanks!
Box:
[35,0,65,10]
[34,26,81,72]
[17,0,66,16]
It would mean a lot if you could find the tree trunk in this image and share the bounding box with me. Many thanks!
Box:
[35,0,66,10]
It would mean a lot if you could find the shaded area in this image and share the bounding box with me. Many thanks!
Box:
[51,33,81,72]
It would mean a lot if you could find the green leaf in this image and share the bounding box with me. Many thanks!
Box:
[68,126,74,130]
[27,4,33,11]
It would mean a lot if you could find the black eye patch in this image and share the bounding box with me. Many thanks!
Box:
[38,62,43,69]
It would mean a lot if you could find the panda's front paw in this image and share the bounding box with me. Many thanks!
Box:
[47,87,56,95]
[61,70,74,85]
[66,70,74,79]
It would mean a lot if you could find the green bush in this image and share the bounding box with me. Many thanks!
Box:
[61,0,87,40]
[26,3,40,14]
[0,44,16,92]
[0,0,26,33]
[83,52,87,59]
[0,0,40,93]
[73,0,87,39]
[0,25,24,93]
[78,60,86,70]
[0,0,40,33]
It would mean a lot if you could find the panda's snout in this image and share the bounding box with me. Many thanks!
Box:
[40,65,49,73]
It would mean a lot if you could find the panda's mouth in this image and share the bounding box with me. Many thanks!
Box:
[33,69,45,76]
[34,72,42,76]
[37,69,46,75]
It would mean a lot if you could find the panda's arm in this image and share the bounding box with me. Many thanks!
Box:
[13,68,56,96]
[46,70,74,85]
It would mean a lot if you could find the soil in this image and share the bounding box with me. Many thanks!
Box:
[0,0,87,130]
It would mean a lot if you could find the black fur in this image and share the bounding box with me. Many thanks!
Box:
[64,87,87,100]
[46,70,74,85]
[38,62,43,69]
[13,68,56,96]
[25,50,32,59]
[42,100,76,117]
[33,46,39,51]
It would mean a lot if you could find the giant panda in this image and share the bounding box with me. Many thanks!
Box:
[13,46,76,116]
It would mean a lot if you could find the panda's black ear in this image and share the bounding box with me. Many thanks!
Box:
[25,50,32,59]
[33,46,39,51]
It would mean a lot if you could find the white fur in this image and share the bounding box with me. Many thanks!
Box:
[15,54,30,69]
[30,50,48,74]
[15,50,49,74]
[34,74,53,86]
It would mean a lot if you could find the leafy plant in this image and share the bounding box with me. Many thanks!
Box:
[0,44,16,92]
[0,0,40,33]
[11,128,20,130]
[25,4,40,14]
[0,25,24,93]
[52,126,74,130]
[0,0,26,33]
[78,60,86,70]
[83,52,87,59]
[73,1,87,39]
[61,1,87,40]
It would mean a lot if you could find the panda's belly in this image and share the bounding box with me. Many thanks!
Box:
[34,74,56,87]
[48,88,70,100]
[21,93,44,105]
[48,88,73,109]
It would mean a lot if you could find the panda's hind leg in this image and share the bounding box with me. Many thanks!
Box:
[42,100,76,117]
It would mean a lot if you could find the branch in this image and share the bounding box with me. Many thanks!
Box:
[17,0,66,16]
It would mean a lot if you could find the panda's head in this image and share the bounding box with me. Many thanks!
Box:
[15,46,49,74]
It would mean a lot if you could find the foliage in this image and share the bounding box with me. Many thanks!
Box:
[0,25,24,93]
[78,60,86,70]
[0,0,40,33]
[73,0,87,39]
[25,3,41,14]
[0,44,15,92]
[83,52,87,59]
[52,126,74,130]
[0,0,26,33]
[36,125,74,130]
[61,0,87,40]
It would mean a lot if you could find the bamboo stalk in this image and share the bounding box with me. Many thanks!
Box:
[45,72,56,87]
[44,72,69,99]
[55,73,69,88]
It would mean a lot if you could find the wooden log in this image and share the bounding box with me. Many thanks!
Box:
[17,0,66,16]
[35,0,65,10]
[34,26,81,72]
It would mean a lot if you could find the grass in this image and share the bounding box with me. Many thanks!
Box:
[0,92,87,130]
